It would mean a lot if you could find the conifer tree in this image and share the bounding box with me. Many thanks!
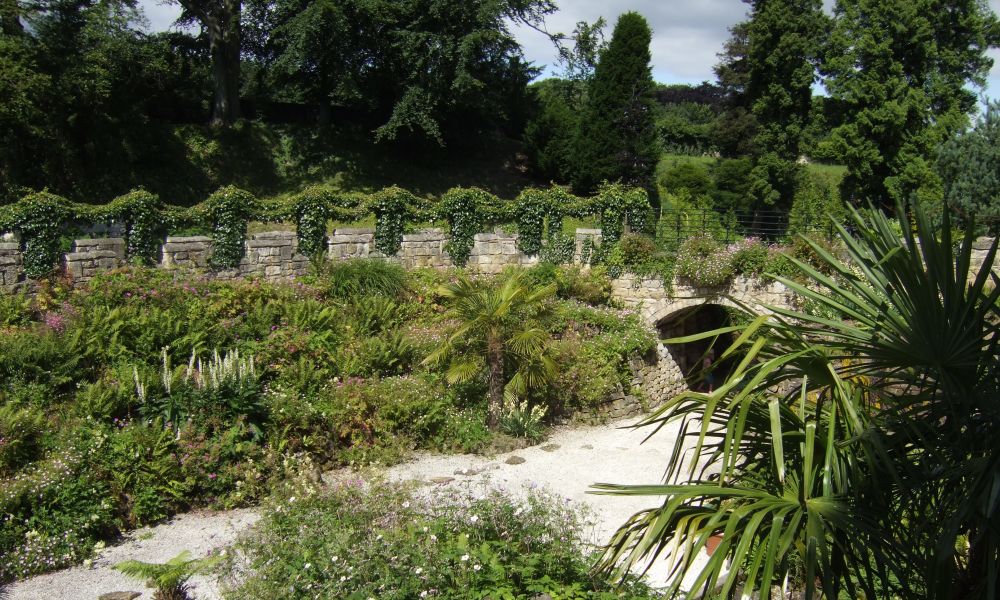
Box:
[571,11,659,195]
[824,0,999,209]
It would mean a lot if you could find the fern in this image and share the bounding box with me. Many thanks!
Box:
[115,550,220,600]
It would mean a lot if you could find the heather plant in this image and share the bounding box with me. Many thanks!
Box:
[223,482,656,599]
[675,235,735,287]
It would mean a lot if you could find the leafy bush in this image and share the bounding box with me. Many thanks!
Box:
[0,403,46,473]
[616,233,658,268]
[676,235,734,287]
[499,401,547,442]
[0,292,32,327]
[729,237,769,276]
[224,482,656,599]
[660,162,712,197]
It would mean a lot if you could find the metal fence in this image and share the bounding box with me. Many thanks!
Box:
[654,208,797,245]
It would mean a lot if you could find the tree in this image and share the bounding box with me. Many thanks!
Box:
[250,0,554,145]
[713,20,757,158]
[423,272,557,431]
[595,203,1000,598]
[743,0,828,211]
[938,100,1000,230]
[572,11,659,195]
[824,0,999,209]
[523,78,580,182]
[175,0,242,126]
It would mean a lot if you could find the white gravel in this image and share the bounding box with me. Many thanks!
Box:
[6,509,260,600]
[9,416,711,599]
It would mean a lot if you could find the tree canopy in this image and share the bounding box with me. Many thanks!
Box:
[571,11,659,195]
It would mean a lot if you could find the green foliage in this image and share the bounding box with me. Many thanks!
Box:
[710,157,753,212]
[499,401,547,442]
[424,271,558,430]
[513,188,550,256]
[597,203,1000,598]
[660,162,712,197]
[824,0,999,208]
[743,0,827,210]
[572,12,660,194]
[0,403,46,473]
[440,187,500,266]
[315,258,407,299]
[938,100,1000,229]
[225,483,656,599]
[0,191,71,278]
[0,292,32,327]
[788,170,846,238]
[595,183,650,246]
[116,550,221,600]
[524,79,582,182]
[370,186,420,257]
[205,186,256,268]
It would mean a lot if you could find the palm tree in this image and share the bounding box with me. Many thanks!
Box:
[423,271,557,430]
[593,203,1000,599]
[115,551,221,600]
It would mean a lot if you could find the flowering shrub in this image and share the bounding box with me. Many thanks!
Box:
[224,482,656,599]
[676,235,735,287]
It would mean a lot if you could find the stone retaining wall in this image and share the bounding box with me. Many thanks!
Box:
[327,228,537,273]
[64,238,126,283]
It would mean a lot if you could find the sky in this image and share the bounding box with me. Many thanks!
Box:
[140,0,1000,99]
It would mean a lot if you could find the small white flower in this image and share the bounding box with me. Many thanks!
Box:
[289,496,296,503]
[460,554,470,562]
[331,555,338,562]
[415,567,423,575]
[420,592,428,598]
[303,563,311,570]
[469,515,479,523]
[402,501,411,509]
[473,564,482,571]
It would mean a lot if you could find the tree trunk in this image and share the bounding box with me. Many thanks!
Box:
[486,337,504,431]
[202,0,241,127]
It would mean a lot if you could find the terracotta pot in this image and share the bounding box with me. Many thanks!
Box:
[705,533,724,557]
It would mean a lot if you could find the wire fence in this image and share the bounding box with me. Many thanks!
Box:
[654,209,803,245]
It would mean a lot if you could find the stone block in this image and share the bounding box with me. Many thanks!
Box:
[252,230,295,241]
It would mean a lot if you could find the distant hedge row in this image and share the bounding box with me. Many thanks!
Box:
[0,184,650,278]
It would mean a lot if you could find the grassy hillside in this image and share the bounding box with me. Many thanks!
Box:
[657,152,847,189]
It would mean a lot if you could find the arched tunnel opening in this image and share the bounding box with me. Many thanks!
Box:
[657,304,741,392]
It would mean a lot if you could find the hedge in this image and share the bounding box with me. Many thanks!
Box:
[0,183,650,278]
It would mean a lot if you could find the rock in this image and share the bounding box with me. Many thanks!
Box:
[540,444,560,452]
[454,468,483,476]
[429,476,455,485]
[581,444,594,450]
[505,455,526,465]
[98,592,142,600]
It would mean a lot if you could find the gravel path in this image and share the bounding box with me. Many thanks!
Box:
[8,416,710,599]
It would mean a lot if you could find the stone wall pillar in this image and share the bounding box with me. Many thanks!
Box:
[0,241,23,292]
[64,238,126,283]
[162,236,213,268]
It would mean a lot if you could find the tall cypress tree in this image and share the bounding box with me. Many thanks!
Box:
[744,0,828,212]
[571,11,658,195]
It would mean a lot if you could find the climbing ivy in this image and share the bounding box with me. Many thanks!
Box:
[293,187,333,258]
[101,189,163,265]
[513,189,549,256]
[595,183,651,246]
[0,183,650,276]
[204,186,256,269]
[0,192,71,278]
[440,188,504,266]
[370,187,419,257]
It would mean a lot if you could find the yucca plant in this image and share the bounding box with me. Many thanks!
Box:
[423,271,558,430]
[594,203,1000,599]
[115,550,221,600]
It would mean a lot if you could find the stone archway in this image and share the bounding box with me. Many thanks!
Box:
[656,304,738,393]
